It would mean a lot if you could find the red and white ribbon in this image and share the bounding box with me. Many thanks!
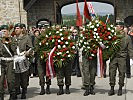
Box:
[46,46,56,79]
[97,47,104,77]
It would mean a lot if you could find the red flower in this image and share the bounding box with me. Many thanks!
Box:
[57,36,60,39]
[64,31,68,35]
[64,37,68,41]
[60,42,64,45]
[98,28,101,31]
[55,42,58,46]
[70,42,74,47]
[93,50,97,54]
[49,36,52,40]
[54,35,57,39]
[104,37,108,40]
[64,54,67,57]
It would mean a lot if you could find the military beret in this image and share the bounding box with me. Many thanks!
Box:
[39,24,46,29]
[21,23,26,28]
[14,23,23,29]
[0,25,9,30]
[116,22,124,26]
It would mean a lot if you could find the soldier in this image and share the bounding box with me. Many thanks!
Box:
[34,30,51,95]
[14,23,33,99]
[56,62,71,95]
[0,25,16,100]
[82,55,97,96]
[108,22,133,96]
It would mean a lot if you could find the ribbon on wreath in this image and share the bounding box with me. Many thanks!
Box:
[97,47,104,77]
[46,46,56,79]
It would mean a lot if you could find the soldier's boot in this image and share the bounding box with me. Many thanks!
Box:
[83,86,90,96]
[108,86,115,96]
[65,85,70,94]
[57,86,64,95]
[16,88,21,95]
[40,86,45,95]
[90,85,95,95]
[21,88,27,99]
[0,94,4,100]
[46,85,51,94]
[9,93,16,100]
[117,86,122,96]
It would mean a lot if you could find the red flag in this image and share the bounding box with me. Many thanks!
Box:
[76,0,82,26]
[46,46,56,79]
[84,0,91,21]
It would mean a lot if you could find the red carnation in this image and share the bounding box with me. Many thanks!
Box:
[88,56,93,60]
[64,54,67,57]
[93,50,97,54]
[54,35,57,39]
[60,42,64,45]
[98,28,101,31]
[49,36,53,40]
[64,31,68,35]
[64,37,68,41]
[70,42,74,47]
[57,36,61,39]
[55,42,58,46]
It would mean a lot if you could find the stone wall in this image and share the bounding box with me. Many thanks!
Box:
[27,0,55,27]
[0,0,27,26]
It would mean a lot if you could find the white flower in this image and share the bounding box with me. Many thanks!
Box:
[58,45,61,49]
[52,39,55,42]
[61,37,64,40]
[110,25,113,27]
[57,53,60,55]
[97,36,100,38]
[46,43,48,45]
[39,42,41,46]
[61,59,63,61]
[106,46,109,48]
[80,40,83,43]
[96,33,99,36]
[70,29,73,31]
[96,24,99,27]
[59,29,63,31]
[56,31,59,33]
[87,47,90,49]
[46,35,48,38]
[114,32,117,35]
[94,35,96,38]
[94,28,97,31]
[66,51,69,53]
[68,55,71,57]
[58,40,61,42]
[87,24,90,27]
[85,49,87,51]
[41,56,43,59]
[83,37,85,39]
[91,54,95,56]
[59,52,62,55]
[108,36,112,39]
[93,32,96,35]
[95,20,98,23]
[79,43,81,46]
[60,33,63,36]
[83,28,85,31]
[114,42,117,44]
[84,42,87,45]
[80,34,83,37]
[49,32,51,35]
[83,45,85,48]
[72,46,75,49]
[90,25,94,28]
[68,36,71,39]
[63,45,66,48]
[65,41,68,44]
[96,39,98,41]
[111,30,114,33]
[108,28,111,30]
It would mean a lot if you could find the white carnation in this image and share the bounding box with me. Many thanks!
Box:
[111,30,114,33]
[57,53,60,55]
[94,28,97,31]
[72,46,75,49]
[84,42,87,45]
[61,37,64,40]
[63,45,66,48]
[39,42,41,46]
[94,35,96,38]
[56,31,59,33]
[58,40,61,42]
[95,20,98,23]
[108,28,111,30]
[60,33,63,36]
[59,29,63,31]
[80,34,83,37]
[79,43,81,46]
[46,43,48,45]
[91,54,95,56]
[97,36,100,38]
[49,32,51,35]
[68,36,71,39]
[59,52,62,55]
[96,33,99,36]
[110,25,113,27]
[80,40,83,43]
[58,45,61,49]
[87,47,90,49]
[96,24,99,27]
[65,41,68,44]
[52,39,55,42]
[66,51,69,53]
[46,35,48,38]
[68,55,71,57]
[108,36,112,39]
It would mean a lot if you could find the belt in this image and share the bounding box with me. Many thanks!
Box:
[0,57,14,61]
